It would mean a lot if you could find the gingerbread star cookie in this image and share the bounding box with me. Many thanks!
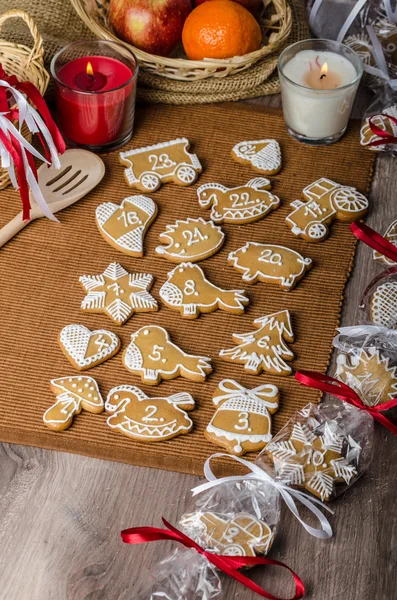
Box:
[43,376,104,431]
[155,218,224,263]
[228,242,313,290]
[286,178,369,242]
[59,324,120,371]
[123,325,212,385]
[373,219,397,266]
[369,281,397,329]
[159,262,248,319]
[219,310,294,376]
[79,263,158,326]
[105,385,195,442]
[231,140,282,175]
[95,195,157,257]
[119,138,202,192]
[197,178,280,224]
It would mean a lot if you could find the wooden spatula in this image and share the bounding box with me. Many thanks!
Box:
[0,149,105,247]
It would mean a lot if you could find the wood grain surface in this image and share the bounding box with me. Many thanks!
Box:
[1,91,396,600]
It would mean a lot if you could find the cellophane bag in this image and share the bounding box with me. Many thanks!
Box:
[256,402,373,502]
[358,268,397,329]
[360,86,397,152]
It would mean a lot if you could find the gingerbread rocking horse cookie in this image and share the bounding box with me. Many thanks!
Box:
[155,218,224,264]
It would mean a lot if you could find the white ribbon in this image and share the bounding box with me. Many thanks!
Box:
[385,0,397,23]
[308,0,369,40]
[362,25,397,89]
[213,379,279,409]
[192,454,333,540]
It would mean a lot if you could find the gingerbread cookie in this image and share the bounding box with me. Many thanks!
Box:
[228,242,313,290]
[360,106,397,152]
[43,376,104,431]
[220,310,294,376]
[373,219,397,266]
[80,263,158,326]
[369,281,397,329]
[286,178,369,242]
[205,379,279,455]
[95,195,157,257]
[265,421,358,501]
[123,325,212,385]
[159,262,248,319]
[231,140,282,175]
[155,218,224,263]
[105,385,195,441]
[197,178,280,224]
[59,324,120,371]
[336,349,397,406]
[119,138,202,192]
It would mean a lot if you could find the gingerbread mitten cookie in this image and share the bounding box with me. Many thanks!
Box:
[159,262,248,319]
[219,310,294,376]
[373,219,397,266]
[95,195,157,257]
[155,218,224,263]
[369,281,397,329]
[80,263,158,326]
[44,376,104,431]
[59,324,120,370]
[123,325,212,385]
[231,140,282,175]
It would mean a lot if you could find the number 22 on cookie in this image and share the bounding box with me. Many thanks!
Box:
[259,249,283,266]
[117,210,142,228]
[230,192,254,207]
[182,228,207,247]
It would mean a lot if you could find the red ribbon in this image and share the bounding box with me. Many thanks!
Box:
[121,518,305,600]
[367,113,397,147]
[350,221,397,264]
[295,370,397,435]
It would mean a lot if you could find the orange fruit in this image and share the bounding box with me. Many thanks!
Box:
[182,0,262,61]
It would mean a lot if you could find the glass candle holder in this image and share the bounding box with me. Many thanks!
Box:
[278,39,363,145]
[51,40,138,152]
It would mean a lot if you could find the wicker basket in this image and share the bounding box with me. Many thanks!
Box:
[70,0,292,82]
[0,9,49,190]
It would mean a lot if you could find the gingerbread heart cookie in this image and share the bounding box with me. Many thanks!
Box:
[231,139,282,175]
[59,324,120,370]
[155,218,224,263]
[159,262,249,319]
[373,219,397,266]
[369,281,397,329]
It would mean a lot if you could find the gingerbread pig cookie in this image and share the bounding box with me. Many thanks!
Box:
[228,242,313,290]
[119,138,202,192]
[123,325,212,385]
[197,178,280,224]
[231,140,282,175]
[159,262,248,319]
[95,195,157,257]
[155,218,224,263]
[80,263,158,326]
[360,106,397,152]
[286,178,369,242]
[105,385,195,442]
[220,310,294,376]
[373,219,397,266]
[205,379,279,455]
[59,324,120,371]
[369,281,397,329]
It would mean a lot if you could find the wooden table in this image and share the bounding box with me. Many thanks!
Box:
[1,91,396,600]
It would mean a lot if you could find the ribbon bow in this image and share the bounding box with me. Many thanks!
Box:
[351,221,397,263]
[192,453,333,540]
[121,517,305,600]
[214,379,279,408]
[295,370,397,435]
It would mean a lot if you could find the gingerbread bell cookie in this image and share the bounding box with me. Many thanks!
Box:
[286,178,369,242]
[119,138,202,192]
[228,242,313,290]
[360,106,397,152]
[79,263,158,326]
[105,385,195,442]
[220,310,294,376]
[231,139,282,175]
[373,219,397,266]
[197,178,280,224]
[369,281,397,329]
[159,262,249,319]
[123,325,212,385]
[155,218,224,263]
[205,379,279,455]
[95,195,157,257]
[59,324,120,370]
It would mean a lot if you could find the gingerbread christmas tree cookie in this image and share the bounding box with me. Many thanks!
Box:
[59,324,120,371]
[155,218,224,263]
[231,140,282,175]
[373,219,397,266]
[369,281,397,329]
[79,263,158,326]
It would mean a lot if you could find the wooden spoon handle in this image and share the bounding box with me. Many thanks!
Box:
[0,212,29,247]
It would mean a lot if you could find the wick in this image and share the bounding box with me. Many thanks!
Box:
[320,73,326,80]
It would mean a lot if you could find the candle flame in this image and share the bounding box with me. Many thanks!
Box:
[320,62,328,76]
[86,61,94,77]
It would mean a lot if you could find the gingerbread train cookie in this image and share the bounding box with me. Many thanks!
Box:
[155,218,224,263]
[95,195,157,257]
[59,324,120,371]
[228,242,312,290]
[231,139,282,175]
[105,385,195,442]
[369,281,397,329]
[286,178,369,242]
[159,262,249,319]
[79,263,158,326]
[44,376,104,431]
[205,379,279,455]
[197,178,280,224]
[373,219,397,266]
[119,138,202,192]
[123,325,212,385]
[219,310,294,376]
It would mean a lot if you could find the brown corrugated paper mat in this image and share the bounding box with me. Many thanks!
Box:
[0,104,375,476]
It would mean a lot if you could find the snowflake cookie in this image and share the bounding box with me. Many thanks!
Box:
[231,140,282,175]
[79,263,158,326]
[59,324,120,371]
[155,218,224,264]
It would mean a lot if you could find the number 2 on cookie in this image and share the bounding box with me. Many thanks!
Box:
[142,405,159,422]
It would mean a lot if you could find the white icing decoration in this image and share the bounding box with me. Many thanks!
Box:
[232,139,282,174]
[155,218,225,263]
[370,281,397,328]
[373,219,397,266]
[59,325,119,368]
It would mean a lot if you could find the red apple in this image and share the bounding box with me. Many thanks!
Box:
[194,0,262,17]
[109,0,192,57]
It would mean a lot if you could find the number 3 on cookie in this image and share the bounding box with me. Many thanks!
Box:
[234,411,250,431]
[149,344,164,361]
